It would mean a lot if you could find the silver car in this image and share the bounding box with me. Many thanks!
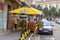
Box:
[38,19,53,35]
[55,18,60,24]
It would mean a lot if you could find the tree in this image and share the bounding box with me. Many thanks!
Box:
[58,9,60,17]
[43,6,50,16]
[35,5,42,10]
[50,7,57,17]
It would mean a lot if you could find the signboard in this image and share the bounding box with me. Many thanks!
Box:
[20,10,27,13]
[20,0,25,2]
[20,15,27,18]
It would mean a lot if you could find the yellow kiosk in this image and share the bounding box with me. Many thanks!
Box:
[9,6,43,40]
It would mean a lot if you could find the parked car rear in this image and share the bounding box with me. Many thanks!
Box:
[38,19,53,35]
[55,18,60,24]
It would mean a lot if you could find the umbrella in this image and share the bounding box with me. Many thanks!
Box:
[9,7,43,15]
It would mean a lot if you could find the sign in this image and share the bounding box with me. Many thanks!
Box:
[20,0,25,2]
[20,10,27,12]
[20,15,27,18]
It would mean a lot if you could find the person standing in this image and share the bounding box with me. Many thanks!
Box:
[20,18,26,33]
[14,16,18,30]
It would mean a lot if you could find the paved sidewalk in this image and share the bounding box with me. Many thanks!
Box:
[0,26,41,40]
[0,31,20,40]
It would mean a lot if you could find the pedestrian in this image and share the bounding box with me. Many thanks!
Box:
[20,18,26,33]
[14,15,18,30]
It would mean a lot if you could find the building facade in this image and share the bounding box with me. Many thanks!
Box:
[20,0,33,6]
[0,0,22,32]
[32,0,60,10]
[0,0,5,32]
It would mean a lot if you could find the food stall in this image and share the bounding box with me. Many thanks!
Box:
[9,6,43,32]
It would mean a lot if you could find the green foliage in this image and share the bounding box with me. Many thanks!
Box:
[50,7,57,16]
[36,5,42,10]
[54,12,58,17]
[58,9,60,17]
[43,6,50,16]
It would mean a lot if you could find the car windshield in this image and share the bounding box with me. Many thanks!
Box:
[43,21,51,26]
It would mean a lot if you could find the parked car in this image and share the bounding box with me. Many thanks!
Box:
[38,20,53,35]
[55,18,60,24]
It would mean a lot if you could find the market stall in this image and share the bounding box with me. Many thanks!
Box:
[9,6,43,32]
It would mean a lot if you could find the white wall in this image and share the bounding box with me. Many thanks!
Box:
[58,4,60,9]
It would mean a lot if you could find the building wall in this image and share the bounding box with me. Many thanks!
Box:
[0,0,5,32]
[35,0,60,10]
[0,0,23,32]
[20,0,33,6]
[0,12,4,29]
[6,0,21,30]
[0,0,22,32]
